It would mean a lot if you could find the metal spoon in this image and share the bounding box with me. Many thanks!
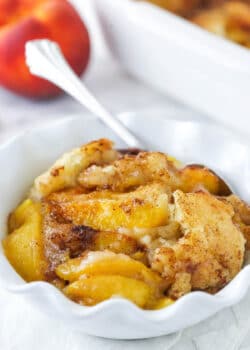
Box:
[25,39,143,149]
[25,39,233,195]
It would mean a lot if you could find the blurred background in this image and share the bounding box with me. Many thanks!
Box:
[0,0,184,142]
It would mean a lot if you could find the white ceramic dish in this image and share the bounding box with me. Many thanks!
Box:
[0,110,250,339]
[94,0,250,137]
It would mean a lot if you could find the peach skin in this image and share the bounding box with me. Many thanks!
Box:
[0,0,90,98]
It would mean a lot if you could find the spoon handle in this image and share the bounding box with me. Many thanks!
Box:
[25,39,144,149]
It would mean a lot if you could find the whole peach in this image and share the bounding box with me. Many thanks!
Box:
[0,0,90,98]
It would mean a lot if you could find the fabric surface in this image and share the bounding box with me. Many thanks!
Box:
[0,1,249,349]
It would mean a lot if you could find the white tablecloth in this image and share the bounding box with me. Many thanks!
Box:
[0,1,250,349]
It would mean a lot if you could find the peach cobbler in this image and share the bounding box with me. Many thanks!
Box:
[145,0,250,48]
[3,139,250,309]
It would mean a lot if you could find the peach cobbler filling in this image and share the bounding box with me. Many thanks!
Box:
[146,0,250,48]
[3,139,250,309]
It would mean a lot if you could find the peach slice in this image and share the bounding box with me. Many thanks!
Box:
[47,183,169,231]
[3,199,46,281]
[64,275,152,308]
[56,251,164,292]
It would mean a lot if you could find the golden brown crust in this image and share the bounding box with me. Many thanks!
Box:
[222,194,250,249]
[30,139,119,200]
[78,152,180,192]
[150,191,245,296]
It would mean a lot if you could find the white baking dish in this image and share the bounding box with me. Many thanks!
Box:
[0,110,250,339]
[94,0,250,137]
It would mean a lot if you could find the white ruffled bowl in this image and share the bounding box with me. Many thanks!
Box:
[0,110,250,339]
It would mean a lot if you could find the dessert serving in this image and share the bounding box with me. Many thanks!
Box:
[146,0,250,48]
[3,138,250,310]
